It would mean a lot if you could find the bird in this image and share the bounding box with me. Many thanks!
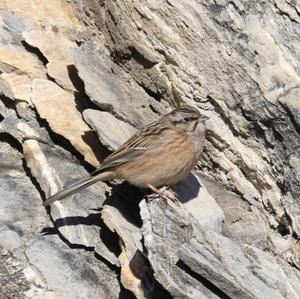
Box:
[43,105,208,206]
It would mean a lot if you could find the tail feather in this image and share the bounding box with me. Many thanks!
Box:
[43,175,100,207]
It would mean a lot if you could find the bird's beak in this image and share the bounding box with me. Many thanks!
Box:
[199,115,209,122]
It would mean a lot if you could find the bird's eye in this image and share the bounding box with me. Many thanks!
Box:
[184,117,191,122]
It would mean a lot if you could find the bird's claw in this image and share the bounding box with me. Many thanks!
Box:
[146,185,181,206]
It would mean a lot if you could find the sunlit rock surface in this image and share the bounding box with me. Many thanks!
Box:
[0,0,299,298]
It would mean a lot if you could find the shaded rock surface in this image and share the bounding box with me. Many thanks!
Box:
[0,0,300,298]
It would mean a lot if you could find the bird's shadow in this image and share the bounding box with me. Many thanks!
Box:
[40,181,146,236]
[40,174,201,297]
[172,173,202,203]
[100,180,147,228]
[53,213,103,230]
[41,173,201,234]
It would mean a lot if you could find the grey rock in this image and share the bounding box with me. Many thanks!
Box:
[173,173,224,233]
[72,42,164,128]
[140,199,300,299]
[0,10,32,46]
[140,198,221,298]
[94,240,120,267]
[0,142,48,252]
[23,140,108,248]
[0,108,51,145]
[83,109,137,151]
[101,192,153,298]
[0,246,31,299]
[201,176,270,249]
[281,192,300,237]
[0,106,105,248]
[1,0,300,297]
[25,234,120,299]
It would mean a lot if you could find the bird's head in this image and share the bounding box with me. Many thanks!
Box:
[162,105,209,135]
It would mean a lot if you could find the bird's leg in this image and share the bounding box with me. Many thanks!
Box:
[147,184,164,201]
[147,184,180,206]
[159,186,178,198]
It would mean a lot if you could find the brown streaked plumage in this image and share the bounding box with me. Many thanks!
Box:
[43,106,208,206]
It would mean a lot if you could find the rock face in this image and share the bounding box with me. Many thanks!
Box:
[0,0,299,298]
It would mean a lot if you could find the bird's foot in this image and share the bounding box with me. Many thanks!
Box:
[147,185,180,206]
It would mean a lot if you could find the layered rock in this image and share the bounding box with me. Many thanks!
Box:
[0,0,299,298]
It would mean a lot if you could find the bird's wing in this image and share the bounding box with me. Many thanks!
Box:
[95,147,144,173]
[91,123,169,175]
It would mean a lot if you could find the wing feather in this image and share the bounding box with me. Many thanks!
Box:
[91,123,169,175]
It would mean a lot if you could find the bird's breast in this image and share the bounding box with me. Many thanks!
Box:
[117,130,198,188]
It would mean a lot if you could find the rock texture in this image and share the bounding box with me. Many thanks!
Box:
[0,0,300,298]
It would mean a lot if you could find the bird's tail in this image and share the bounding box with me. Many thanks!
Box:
[43,171,113,207]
